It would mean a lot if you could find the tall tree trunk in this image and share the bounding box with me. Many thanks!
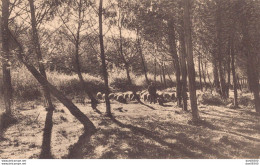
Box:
[213,54,221,93]
[28,0,54,110]
[74,0,98,109]
[226,46,231,98]
[183,0,200,121]
[238,0,260,113]
[216,0,227,98]
[137,36,149,85]
[99,0,111,116]
[162,62,167,88]
[154,58,157,82]
[118,22,140,102]
[10,31,96,133]
[179,24,188,111]
[168,20,182,107]
[198,52,202,91]
[1,0,12,115]
[201,57,207,90]
[230,35,238,108]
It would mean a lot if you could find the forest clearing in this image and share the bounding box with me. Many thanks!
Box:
[1,0,260,160]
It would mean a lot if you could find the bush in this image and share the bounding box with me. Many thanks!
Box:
[238,95,254,107]
[198,92,225,106]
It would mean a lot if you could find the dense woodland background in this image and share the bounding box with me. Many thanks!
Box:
[0,0,260,159]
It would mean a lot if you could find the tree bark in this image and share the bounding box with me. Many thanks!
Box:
[201,57,207,90]
[216,0,227,98]
[179,25,188,111]
[28,0,54,110]
[1,0,12,115]
[99,0,111,116]
[238,0,260,113]
[230,35,238,108]
[198,52,202,91]
[137,36,149,85]
[183,0,200,121]
[74,0,98,109]
[168,20,182,107]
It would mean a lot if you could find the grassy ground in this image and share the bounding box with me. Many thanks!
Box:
[0,96,259,159]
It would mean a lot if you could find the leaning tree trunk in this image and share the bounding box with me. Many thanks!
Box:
[99,0,111,117]
[10,31,96,133]
[212,55,221,94]
[168,20,182,107]
[183,0,200,121]
[1,0,12,115]
[29,0,54,110]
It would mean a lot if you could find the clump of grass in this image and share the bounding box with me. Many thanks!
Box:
[238,95,254,107]
[198,92,225,106]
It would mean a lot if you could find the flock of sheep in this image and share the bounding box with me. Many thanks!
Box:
[96,90,176,104]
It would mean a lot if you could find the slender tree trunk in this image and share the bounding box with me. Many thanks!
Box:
[230,35,238,108]
[118,23,140,102]
[179,24,188,111]
[198,53,202,91]
[201,57,207,90]
[1,0,12,115]
[216,0,227,98]
[28,0,54,110]
[168,20,182,107]
[99,0,111,116]
[213,55,220,93]
[154,58,157,82]
[74,0,98,109]
[227,47,231,98]
[238,0,260,113]
[137,36,149,85]
[183,0,200,121]
[161,62,166,88]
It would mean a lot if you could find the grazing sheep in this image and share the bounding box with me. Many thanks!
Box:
[102,94,106,100]
[129,93,134,100]
[116,95,127,103]
[96,92,103,100]
[108,93,115,99]
[123,93,129,100]
[163,93,171,100]
[170,93,176,101]
[157,96,164,106]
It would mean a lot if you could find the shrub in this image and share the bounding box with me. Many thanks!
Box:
[238,95,254,107]
[198,92,225,106]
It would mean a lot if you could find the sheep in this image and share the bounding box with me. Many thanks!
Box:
[96,92,103,100]
[116,94,127,103]
[102,94,106,100]
[108,93,115,99]
[163,93,171,101]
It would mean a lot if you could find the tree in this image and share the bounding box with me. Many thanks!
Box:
[99,0,112,117]
[28,0,54,110]
[237,0,260,113]
[183,0,200,121]
[1,0,12,115]
[58,0,98,109]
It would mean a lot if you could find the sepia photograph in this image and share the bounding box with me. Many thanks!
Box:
[0,0,259,162]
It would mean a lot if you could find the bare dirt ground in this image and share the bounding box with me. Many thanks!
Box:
[0,99,259,159]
